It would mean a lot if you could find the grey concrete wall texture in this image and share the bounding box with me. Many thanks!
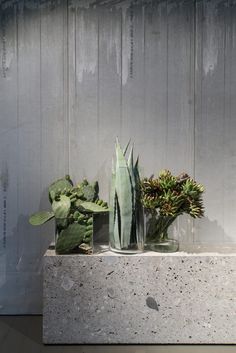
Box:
[0,0,236,313]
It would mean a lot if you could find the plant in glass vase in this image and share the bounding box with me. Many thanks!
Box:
[29,175,109,254]
[109,139,144,254]
[141,170,204,252]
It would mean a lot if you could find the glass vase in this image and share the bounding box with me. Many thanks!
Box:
[109,205,144,254]
[54,213,109,255]
[145,211,179,252]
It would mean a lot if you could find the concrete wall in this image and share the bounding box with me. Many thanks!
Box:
[0,0,236,313]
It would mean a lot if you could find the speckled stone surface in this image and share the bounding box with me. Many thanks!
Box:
[43,250,236,344]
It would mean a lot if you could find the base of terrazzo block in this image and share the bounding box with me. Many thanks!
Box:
[43,250,236,344]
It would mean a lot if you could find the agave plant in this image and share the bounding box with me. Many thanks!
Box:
[109,140,144,253]
[141,170,204,251]
[29,176,109,254]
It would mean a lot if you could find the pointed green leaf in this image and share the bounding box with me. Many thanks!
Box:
[123,139,131,156]
[113,193,121,249]
[109,170,116,246]
[115,141,133,248]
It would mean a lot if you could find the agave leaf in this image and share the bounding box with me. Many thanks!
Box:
[52,195,71,219]
[127,145,134,169]
[79,201,109,213]
[109,170,116,247]
[56,223,86,254]
[133,157,144,247]
[113,193,121,249]
[115,141,133,248]
[111,158,115,174]
[123,139,131,156]
[29,211,54,226]
[128,146,138,244]
[128,146,136,194]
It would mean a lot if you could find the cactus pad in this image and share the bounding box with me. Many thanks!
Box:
[29,211,55,226]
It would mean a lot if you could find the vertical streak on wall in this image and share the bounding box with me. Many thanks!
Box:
[16,0,42,313]
[165,0,195,246]
[121,1,145,162]
[195,0,227,245]
[0,2,19,312]
[69,4,99,183]
[144,0,168,176]
[97,5,122,199]
[68,0,76,180]
[223,0,236,243]
[64,0,70,176]
[40,0,68,257]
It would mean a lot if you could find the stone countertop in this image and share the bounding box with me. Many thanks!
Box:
[45,248,236,257]
[43,246,236,344]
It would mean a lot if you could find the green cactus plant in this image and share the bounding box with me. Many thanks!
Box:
[29,175,108,254]
[29,211,54,226]
[55,222,86,254]
[109,140,144,253]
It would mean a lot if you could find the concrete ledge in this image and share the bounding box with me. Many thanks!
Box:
[43,250,236,344]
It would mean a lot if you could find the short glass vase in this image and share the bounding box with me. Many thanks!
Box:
[53,213,109,255]
[145,212,179,253]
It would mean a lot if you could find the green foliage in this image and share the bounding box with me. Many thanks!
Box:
[141,170,204,218]
[79,200,108,213]
[110,140,144,250]
[55,223,86,254]
[29,211,55,226]
[48,176,73,202]
[76,180,99,202]
[141,170,205,243]
[52,195,71,219]
[29,175,108,254]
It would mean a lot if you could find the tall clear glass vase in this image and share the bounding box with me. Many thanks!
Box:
[109,140,144,254]
[109,200,144,254]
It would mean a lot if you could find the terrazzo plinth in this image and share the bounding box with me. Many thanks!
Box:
[43,250,236,344]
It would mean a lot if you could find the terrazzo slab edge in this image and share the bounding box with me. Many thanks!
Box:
[43,251,236,344]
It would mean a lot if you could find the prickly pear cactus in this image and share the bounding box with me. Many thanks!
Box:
[56,223,87,254]
[76,180,99,202]
[52,195,71,219]
[48,175,73,202]
[29,211,54,226]
[29,175,109,254]
[55,215,94,254]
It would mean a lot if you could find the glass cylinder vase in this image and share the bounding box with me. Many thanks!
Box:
[109,204,144,254]
[109,167,145,254]
[109,141,144,254]
[145,211,179,252]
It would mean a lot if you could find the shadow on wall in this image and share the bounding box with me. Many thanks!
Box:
[181,217,236,253]
[17,186,54,272]
[0,186,54,314]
